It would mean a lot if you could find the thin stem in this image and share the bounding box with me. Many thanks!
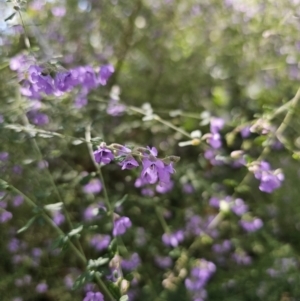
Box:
[128,105,192,139]
[3,180,86,264]
[17,93,86,260]
[85,125,112,213]
[155,205,169,233]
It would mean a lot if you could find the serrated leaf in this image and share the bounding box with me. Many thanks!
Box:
[114,194,128,208]
[17,216,37,234]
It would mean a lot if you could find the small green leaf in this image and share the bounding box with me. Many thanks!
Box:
[17,216,37,234]
[5,12,16,21]
[119,295,129,301]
[72,271,95,291]
[114,194,128,208]
[68,225,83,237]
[44,202,63,211]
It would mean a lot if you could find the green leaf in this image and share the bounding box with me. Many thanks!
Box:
[114,194,128,208]
[44,202,63,211]
[87,257,110,269]
[119,295,129,301]
[51,235,69,251]
[72,271,95,291]
[17,216,37,234]
[5,12,16,21]
[68,225,83,237]
[105,281,121,299]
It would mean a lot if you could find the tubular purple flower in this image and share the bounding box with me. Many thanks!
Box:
[94,146,114,165]
[119,156,139,170]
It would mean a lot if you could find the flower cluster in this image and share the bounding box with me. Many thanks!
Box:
[10,54,114,124]
[93,144,178,190]
[185,259,216,301]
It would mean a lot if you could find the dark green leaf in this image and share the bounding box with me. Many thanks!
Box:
[17,216,37,234]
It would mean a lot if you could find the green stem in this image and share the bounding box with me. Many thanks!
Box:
[3,180,115,300]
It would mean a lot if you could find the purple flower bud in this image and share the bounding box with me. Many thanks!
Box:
[113,216,132,236]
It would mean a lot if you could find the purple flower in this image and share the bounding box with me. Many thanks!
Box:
[252,161,284,193]
[162,230,184,247]
[36,283,48,293]
[28,65,54,95]
[232,252,252,265]
[94,146,114,165]
[141,187,155,197]
[119,156,139,170]
[98,64,114,85]
[83,179,102,194]
[208,133,222,149]
[51,6,66,17]
[54,71,73,92]
[141,158,164,184]
[52,211,65,226]
[154,256,172,269]
[212,240,231,254]
[74,92,88,108]
[210,117,225,134]
[113,216,132,236]
[83,203,104,221]
[121,253,141,271]
[0,152,9,161]
[240,126,251,138]
[185,259,216,292]
[156,181,174,194]
[72,66,98,90]
[83,291,104,301]
[107,99,126,116]
[182,183,194,194]
[239,218,263,232]
[28,111,49,125]
[0,210,12,223]
[89,234,111,251]
[232,198,248,216]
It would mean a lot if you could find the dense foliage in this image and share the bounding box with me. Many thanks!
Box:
[1,0,300,300]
